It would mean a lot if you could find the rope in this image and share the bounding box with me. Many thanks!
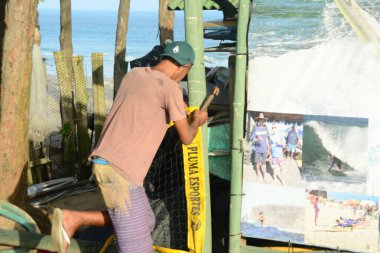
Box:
[99,234,115,253]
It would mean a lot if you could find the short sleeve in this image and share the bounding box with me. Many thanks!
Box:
[164,84,186,122]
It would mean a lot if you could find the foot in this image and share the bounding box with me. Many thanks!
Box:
[63,210,79,236]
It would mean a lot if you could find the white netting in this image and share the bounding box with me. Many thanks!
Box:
[29,43,56,143]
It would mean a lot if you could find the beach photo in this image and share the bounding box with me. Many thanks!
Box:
[301,115,369,195]
[243,111,303,187]
[241,183,306,243]
[305,190,379,252]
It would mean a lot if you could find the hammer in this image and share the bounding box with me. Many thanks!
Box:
[200,86,220,111]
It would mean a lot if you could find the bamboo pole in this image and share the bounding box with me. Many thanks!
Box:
[54,51,77,177]
[91,53,106,145]
[229,0,251,252]
[184,1,212,252]
[72,56,91,179]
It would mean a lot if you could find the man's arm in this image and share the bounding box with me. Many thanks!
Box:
[174,109,208,145]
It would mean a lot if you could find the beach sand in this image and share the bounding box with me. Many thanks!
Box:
[247,205,305,233]
[243,150,302,187]
[304,199,379,252]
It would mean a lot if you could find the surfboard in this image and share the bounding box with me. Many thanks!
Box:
[317,225,366,232]
[333,0,380,43]
[328,169,347,177]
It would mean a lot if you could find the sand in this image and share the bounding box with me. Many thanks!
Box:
[247,205,305,233]
[304,199,379,252]
[243,150,303,187]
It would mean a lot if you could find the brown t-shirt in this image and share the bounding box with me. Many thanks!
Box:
[90,67,186,186]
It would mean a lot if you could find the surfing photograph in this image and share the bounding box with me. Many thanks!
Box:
[301,115,368,195]
[304,190,379,252]
[243,111,303,187]
[241,183,306,243]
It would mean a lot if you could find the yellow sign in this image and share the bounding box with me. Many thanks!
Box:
[182,107,206,253]
[155,107,206,253]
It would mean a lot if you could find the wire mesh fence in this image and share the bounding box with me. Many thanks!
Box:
[40,53,192,250]
[42,52,115,179]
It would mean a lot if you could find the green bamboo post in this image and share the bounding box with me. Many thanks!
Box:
[54,51,77,177]
[72,56,92,179]
[229,0,250,252]
[184,1,212,252]
[228,55,236,124]
[91,53,106,145]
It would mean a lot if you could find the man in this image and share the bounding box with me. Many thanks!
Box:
[251,113,270,182]
[51,41,208,253]
[286,125,298,159]
[269,125,285,168]
[328,153,342,172]
[269,125,285,184]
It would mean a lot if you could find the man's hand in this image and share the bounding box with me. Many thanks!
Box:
[174,109,208,145]
[192,109,208,127]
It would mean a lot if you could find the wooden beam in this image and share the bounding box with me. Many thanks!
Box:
[0,229,115,253]
[91,53,106,145]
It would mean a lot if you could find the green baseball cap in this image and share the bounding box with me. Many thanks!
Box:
[161,41,195,66]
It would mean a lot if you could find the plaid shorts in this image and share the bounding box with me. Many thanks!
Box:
[92,161,155,253]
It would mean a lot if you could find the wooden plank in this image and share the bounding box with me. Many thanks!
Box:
[242,245,327,253]
[28,158,50,168]
[54,51,77,177]
[91,53,106,145]
[72,56,92,179]
[0,229,115,253]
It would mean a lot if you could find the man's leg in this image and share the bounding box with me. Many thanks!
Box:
[254,162,261,180]
[260,152,267,182]
[108,186,155,253]
[92,163,155,252]
[61,210,111,236]
[254,152,264,182]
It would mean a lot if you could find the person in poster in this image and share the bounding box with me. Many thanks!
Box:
[250,113,270,182]
[286,125,299,159]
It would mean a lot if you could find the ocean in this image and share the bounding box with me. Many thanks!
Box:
[241,222,305,243]
[38,8,229,66]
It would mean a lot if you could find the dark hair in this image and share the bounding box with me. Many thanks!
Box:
[162,56,180,67]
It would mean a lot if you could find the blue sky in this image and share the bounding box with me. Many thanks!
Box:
[39,0,159,12]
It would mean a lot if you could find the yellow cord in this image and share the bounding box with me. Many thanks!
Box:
[99,234,115,253]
